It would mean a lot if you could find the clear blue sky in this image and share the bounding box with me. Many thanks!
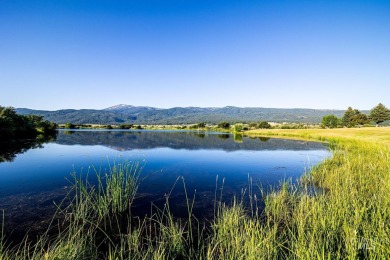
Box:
[1,0,389,110]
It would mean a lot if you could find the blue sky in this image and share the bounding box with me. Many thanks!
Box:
[1,0,389,110]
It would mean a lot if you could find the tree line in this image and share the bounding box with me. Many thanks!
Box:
[322,103,390,128]
[0,106,57,139]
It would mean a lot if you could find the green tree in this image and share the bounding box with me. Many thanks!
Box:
[0,106,35,138]
[64,123,76,129]
[0,106,57,138]
[197,122,206,128]
[369,103,390,125]
[248,122,257,128]
[342,107,356,127]
[119,124,134,129]
[321,115,340,128]
[0,107,16,134]
[218,122,230,129]
[258,121,271,129]
[342,107,369,127]
[234,123,243,132]
[351,113,369,126]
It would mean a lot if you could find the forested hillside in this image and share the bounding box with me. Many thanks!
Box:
[16,105,348,125]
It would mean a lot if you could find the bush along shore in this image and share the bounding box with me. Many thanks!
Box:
[1,128,390,259]
[0,106,57,140]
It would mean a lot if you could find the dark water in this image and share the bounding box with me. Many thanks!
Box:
[0,130,330,238]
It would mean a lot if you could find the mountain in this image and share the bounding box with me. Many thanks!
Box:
[104,104,159,114]
[15,105,347,125]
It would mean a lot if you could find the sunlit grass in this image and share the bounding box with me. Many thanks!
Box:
[235,127,390,258]
[247,127,390,147]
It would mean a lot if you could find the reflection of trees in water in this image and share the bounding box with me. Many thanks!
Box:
[0,135,57,163]
[247,136,271,142]
[259,137,270,142]
[193,133,205,139]
[233,133,243,143]
[56,130,326,152]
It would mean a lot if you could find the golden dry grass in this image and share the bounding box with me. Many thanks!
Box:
[247,127,390,147]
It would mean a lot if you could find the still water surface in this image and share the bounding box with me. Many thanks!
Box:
[0,130,330,237]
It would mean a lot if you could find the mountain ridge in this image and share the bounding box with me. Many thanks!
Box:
[15,105,349,125]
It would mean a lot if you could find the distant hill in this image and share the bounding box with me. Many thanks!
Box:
[15,105,347,125]
[104,104,159,114]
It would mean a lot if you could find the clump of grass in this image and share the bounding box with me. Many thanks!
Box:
[1,210,8,259]
[95,162,141,216]
[0,161,144,259]
[30,162,202,259]
[207,196,286,259]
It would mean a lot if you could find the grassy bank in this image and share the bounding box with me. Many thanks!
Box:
[1,128,389,259]
[247,127,390,147]
[237,127,390,258]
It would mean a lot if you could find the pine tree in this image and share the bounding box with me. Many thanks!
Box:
[342,107,369,127]
[369,103,390,125]
[342,107,356,127]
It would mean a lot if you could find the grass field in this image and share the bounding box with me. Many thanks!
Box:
[1,127,389,259]
[247,127,390,147]
[237,127,390,259]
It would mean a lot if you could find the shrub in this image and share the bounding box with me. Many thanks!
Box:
[258,121,271,129]
[119,124,134,129]
[321,115,341,128]
[65,123,76,129]
[234,124,243,132]
[218,122,230,129]
[248,122,257,128]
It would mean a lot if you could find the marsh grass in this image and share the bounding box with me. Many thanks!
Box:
[1,128,390,259]
[239,128,390,259]
[0,210,6,259]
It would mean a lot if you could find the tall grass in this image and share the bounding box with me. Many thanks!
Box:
[1,128,389,259]
[1,210,7,259]
[207,140,390,258]
[229,128,390,259]
[0,161,142,259]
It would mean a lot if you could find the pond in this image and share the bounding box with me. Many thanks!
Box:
[0,130,330,240]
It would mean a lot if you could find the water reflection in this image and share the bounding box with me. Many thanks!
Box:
[54,130,325,152]
[217,134,230,139]
[0,130,330,241]
[0,136,56,163]
[234,133,243,143]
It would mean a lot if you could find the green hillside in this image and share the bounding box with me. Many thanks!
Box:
[16,105,348,125]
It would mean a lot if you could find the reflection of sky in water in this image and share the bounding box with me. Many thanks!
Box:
[0,131,331,199]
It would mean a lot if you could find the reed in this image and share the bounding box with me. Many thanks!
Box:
[0,210,7,259]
